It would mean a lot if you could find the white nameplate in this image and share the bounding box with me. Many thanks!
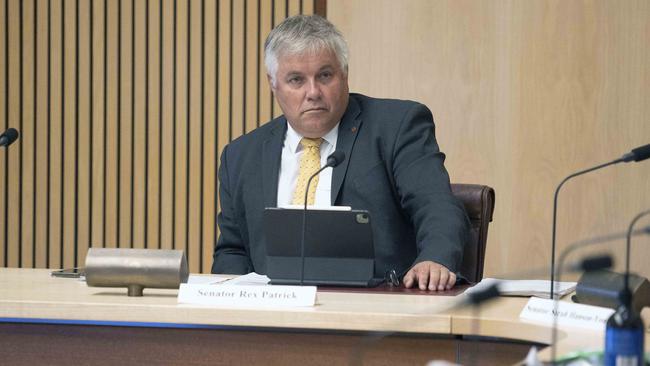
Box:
[520,297,614,331]
[177,284,317,308]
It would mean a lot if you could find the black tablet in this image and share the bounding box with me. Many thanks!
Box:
[263,207,382,287]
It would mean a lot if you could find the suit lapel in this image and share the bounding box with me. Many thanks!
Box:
[262,119,287,208]
[331,96,362,204]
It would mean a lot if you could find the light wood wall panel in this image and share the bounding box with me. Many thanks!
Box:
[0,0,324,273]
[330,0,650,280]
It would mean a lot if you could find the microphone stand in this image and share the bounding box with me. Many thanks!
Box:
[552,241,619,363]
[550,159,622,298]
[603,209,650,365]
[299,166,328,286]
[623,210,650,310]
[298,151,344,286]
[550,142,650,299]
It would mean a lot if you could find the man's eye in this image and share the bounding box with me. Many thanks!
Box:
[288,77,303,84]
[319,72,332,80]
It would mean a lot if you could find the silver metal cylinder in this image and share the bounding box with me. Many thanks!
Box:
[85,248,189,296]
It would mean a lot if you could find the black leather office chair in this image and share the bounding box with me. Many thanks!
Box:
[451,184,495,284]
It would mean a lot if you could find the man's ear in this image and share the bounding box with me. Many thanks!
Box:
[267,74,275,93]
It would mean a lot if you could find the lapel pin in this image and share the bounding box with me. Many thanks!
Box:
[351,127,357,133]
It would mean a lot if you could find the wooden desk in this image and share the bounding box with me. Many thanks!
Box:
[0,268,644,365]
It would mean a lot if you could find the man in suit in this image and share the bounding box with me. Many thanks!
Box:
[211,15,469,291]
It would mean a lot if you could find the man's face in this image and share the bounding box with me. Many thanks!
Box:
[270,48,349,138]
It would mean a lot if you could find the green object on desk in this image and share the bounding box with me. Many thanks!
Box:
[556,349,650,365]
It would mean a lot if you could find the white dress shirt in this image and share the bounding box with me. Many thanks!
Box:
[277,123,339,207]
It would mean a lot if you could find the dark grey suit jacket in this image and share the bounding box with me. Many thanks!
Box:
[211,93,469,277]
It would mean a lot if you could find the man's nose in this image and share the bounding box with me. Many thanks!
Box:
[305,79,322,100]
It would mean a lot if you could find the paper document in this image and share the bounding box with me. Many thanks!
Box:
[187,274,230,285]
[277,205,352,211]
[186,273,270,286]
[224,272,271,286]
[465,278,577,299]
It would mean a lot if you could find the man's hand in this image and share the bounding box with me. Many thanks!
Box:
[402,261,456,291]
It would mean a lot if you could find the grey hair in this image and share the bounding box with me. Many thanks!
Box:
[264,15,349,87]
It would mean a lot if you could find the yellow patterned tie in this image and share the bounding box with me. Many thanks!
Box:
[292,137,324,206]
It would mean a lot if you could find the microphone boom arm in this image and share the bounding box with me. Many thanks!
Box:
[550,158,623,298]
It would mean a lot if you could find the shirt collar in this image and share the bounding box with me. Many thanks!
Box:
[285,122,340,153]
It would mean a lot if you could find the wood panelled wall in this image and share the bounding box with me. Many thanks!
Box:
[330,0,650,280]
[0,0,323,273]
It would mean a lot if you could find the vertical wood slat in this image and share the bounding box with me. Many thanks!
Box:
[90,0,105,251]
[173,0,187,255]
[258,0,272,126]
[271,0,286,118]
[105,0,118,249]
[244,0,257,134]
[21,0,35,268]
[62,0,76,269]
[159,0,174,251]
[217,0,230,181]
[34,0,49,268]
[0,0,320,272]
[76,0,90,265]
[288,0,300,17]
[5,0,19,268]
[201,0,217,273]
[230,0,244,140]
[146,0,161,251]
[117,0,132,250]
[187,0,202,272]
[0,0,6,267]
[48,0,62,268]
[132,0,146,249]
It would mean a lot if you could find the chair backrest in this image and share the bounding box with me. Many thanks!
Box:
[451,183,495,284]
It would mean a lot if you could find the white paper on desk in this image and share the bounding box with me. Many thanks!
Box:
[187,274,230,285]
[277,205,352,211]
[224,272,270,286]
[465,278,577,299]
[186,273,269,286]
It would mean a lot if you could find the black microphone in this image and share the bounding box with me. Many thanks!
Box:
[550,142,650,298]
[576,255,613,272]
[621,143,650,163]
[551,225,650,364]
[299,150,346,285]
[325,150,345,168]
[0,128,19,147]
